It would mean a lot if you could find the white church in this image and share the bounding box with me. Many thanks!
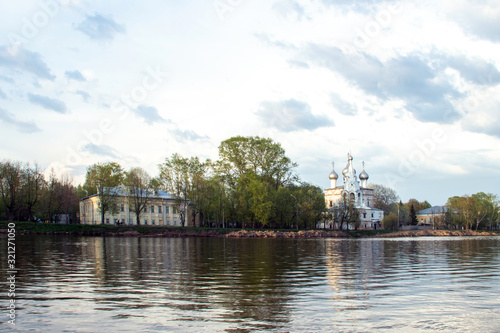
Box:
[324,153,384,230]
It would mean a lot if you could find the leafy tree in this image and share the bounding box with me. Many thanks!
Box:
[217,136,297,189]
[382,212,398,230]
[404,198,431,214]
[83,162,124,225]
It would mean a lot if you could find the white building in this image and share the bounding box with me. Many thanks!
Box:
[79,186,199,227]
[324,153,384,230]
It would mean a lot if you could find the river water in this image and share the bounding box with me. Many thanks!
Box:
[1,235,500,332]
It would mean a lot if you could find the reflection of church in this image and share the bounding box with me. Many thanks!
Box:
[324,153,384,230]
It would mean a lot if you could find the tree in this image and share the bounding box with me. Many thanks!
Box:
[83,162,124,225]
[446,193,499,230]
[404,198,431,214]
[21,162,45,221]
[159,154,207,227]
[382,212,398,230]
[0,160,23,221]
[248,174,272,228]
[410,204,418,225]
[332,191,360,230]
[217,136,297,189]
[125,167,154,225]
[369,184,399,216]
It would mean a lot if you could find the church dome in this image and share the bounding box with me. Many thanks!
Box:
[359,170,369,180]
[359,161,369,180]
[342,164,349,177]
[329,162,339,180]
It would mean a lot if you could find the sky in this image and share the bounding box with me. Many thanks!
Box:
[1,0,499,205]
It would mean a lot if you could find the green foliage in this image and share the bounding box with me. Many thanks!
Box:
[446,192,499,230]
[410,204,418,225]
[382,212,398,229]
[83,162,124,225]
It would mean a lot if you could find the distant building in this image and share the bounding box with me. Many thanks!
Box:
[416,206,449,229]
[324,153,384,230]
[79,186,199,227]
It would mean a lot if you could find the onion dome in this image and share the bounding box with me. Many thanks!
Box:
[359,161,369,180]
[342,164,349,177]
[329,163,338,180]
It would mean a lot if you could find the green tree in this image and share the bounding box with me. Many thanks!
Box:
[159,154,209,227]
[248,174,272,228]
[217,136,297,189]
[410,204,418,225]
[83,162,124,225]
[382,212,398,229]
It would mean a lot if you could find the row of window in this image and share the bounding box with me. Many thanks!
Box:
[105,218,178,226]
[120,204,175,214]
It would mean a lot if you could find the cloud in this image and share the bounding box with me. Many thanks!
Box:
[0,46,55,80]
[451,1,500,42]
[299,45,477,123]
[256,99,334,132]
[0,108,41,133]
[330,93,358,116]
[28,93,67,113]
[0,88,6,99]
[75,90,90,102]
[82,143,120,159]
[65,70,86,81]
[0,74,14,83]
[460,95,500,138]
[133,105,167,125]
[272,0,306,20]
[170,128,209,143]
[76,13,125,40]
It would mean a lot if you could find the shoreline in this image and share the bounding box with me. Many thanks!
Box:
[1,222,498,238]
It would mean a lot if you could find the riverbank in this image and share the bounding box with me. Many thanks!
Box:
[1,221,499,238]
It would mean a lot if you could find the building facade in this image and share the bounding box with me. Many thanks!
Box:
[416,206,449,229]
[324,153,384,229]
[79,186,199,227]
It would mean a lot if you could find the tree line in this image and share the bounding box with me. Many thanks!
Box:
[0,161,81,222]
[2,135,498,230]
[80,136,325,228]
[376,185,499,230]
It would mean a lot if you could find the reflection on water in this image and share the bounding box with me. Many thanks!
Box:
[1,236,500,332]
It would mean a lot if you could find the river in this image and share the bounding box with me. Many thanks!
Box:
[1,235,500,332]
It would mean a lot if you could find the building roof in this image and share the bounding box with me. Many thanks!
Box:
[81,185,175,201]
[417,206,449,215]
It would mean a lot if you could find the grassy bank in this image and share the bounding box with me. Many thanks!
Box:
[1,222,498,238]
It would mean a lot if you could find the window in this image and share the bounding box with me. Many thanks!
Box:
[158,205,162,213]
[152,220,155,225]
[121,204,124,212]
[106,218,109,224]
[129,219,133,225]
[144,220,148,225]
[329,201,333,208]
[363,213,366,218]
[165,206,170,214]
[151,205,154,213]
[371,213,374,218]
